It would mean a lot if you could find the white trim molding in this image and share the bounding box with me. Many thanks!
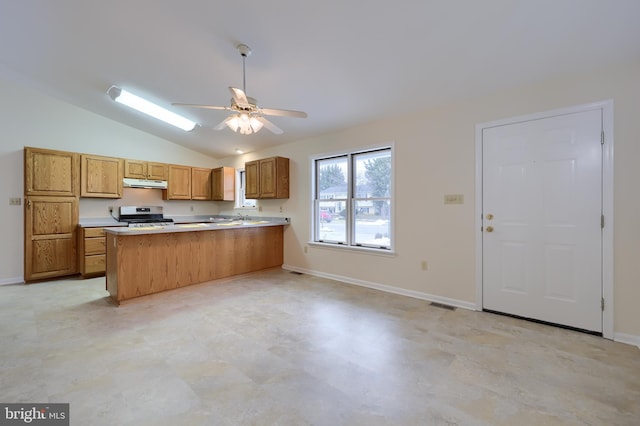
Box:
[282,264,476,311]
[0,276,24,286]
[614,333,640,349]
[475,100,614,339]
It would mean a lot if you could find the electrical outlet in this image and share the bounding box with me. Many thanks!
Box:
[190,205,194,212]
[304,246,308,254]
[279,206,283,213]
[9,197,21,206]
[421,261,428,270]
[258,206,263,212]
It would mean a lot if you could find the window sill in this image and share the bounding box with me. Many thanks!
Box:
[308,241,397,257]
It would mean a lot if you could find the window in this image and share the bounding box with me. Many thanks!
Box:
[235,169,256,209]
[313,146,393,251]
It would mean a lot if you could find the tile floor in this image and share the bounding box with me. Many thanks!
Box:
[1,269,639,425]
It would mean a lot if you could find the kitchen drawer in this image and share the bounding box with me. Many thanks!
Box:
[84,255,105,274]
[84,237,106,255]
[84,227,106,238]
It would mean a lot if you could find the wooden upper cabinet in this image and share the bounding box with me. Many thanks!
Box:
[163,164,191,200]
[123,159,147,179]
[24,147,79,196]
[212,167,235,201]
[24,196,78,281]
[147,162,168,180]
[245,156,289,199]
[81,154,124,198]
[191,167,212,200]
[124,159,168,180]
[244,160,260,199]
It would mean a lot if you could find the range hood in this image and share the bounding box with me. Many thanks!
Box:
[123,178,168,189]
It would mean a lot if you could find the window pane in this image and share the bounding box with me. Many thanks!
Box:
[317,200,346,243]
[317,157,348,200]
[354,150,391,198]
[354,200,390,248]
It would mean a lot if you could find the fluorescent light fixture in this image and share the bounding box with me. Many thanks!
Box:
[107,86,197,131]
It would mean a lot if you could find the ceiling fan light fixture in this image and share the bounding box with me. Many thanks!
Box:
[225,113,264,135]
[107,85,197,132]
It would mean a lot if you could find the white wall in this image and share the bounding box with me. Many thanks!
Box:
[0,76,220,284]
[221,60,640,339]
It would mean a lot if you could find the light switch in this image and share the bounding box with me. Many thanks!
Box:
[9,197,21,206]
[444,194,464,205]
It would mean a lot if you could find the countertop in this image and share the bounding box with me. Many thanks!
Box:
[103,216,290,235]
[79,215,288,228]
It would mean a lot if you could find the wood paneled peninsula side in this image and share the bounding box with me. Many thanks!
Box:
[105,220,287,304]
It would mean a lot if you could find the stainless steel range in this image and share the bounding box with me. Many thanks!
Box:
[119,206,174,228]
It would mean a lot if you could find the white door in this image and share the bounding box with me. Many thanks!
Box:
[482,109,602,332]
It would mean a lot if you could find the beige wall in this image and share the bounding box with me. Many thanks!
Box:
[221,60,640,340]
[1,59,638,341]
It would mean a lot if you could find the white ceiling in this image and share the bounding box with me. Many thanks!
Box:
[1,0,639,157]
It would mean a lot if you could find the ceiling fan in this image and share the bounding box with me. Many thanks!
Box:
[172,44,307,135]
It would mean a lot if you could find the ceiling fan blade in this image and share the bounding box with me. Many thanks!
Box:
[172,102,230,111]
[260,107,307,118]
[213,117,232,131]
[255,116,283,135]
[229,87,251,109]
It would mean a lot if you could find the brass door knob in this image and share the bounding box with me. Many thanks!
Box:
[486,213,494,220]
[485,226,494,232]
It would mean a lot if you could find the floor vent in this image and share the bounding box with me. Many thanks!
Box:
[430,302,456,311]
[289,271,304,275]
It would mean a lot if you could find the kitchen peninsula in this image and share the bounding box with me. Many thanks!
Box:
[105,219,287,304]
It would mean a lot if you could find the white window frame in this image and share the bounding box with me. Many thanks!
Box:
[310,144,395,254]
[235,168,257,210]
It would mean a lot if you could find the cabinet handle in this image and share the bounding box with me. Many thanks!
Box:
[27,199,31,208]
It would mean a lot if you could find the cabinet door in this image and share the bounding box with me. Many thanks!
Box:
[191,168,212,200]
[258,158,277,198]
[81,154,124,198]
[212,167,235,201]
[259,157,289,199]
[164,165,191,200]
[245,160,260,199]
[124,159,147,179]
[147,162,168,180]
[25,196,78,281]
[24,147,79,196]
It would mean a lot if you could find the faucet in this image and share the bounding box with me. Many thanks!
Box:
[236,213,249,221]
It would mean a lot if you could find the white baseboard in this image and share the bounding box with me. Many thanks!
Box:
[281,264,476,311]
[614,333,640,349]
[0,276,24,286]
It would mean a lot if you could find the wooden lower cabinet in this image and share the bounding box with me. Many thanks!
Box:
[24,196,78,281]
[78,226,123,277]
[106,226,284,304]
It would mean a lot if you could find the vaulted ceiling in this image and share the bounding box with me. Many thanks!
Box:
[1,0,639,157]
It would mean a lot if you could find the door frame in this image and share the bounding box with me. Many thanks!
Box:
[475,100,614,339]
